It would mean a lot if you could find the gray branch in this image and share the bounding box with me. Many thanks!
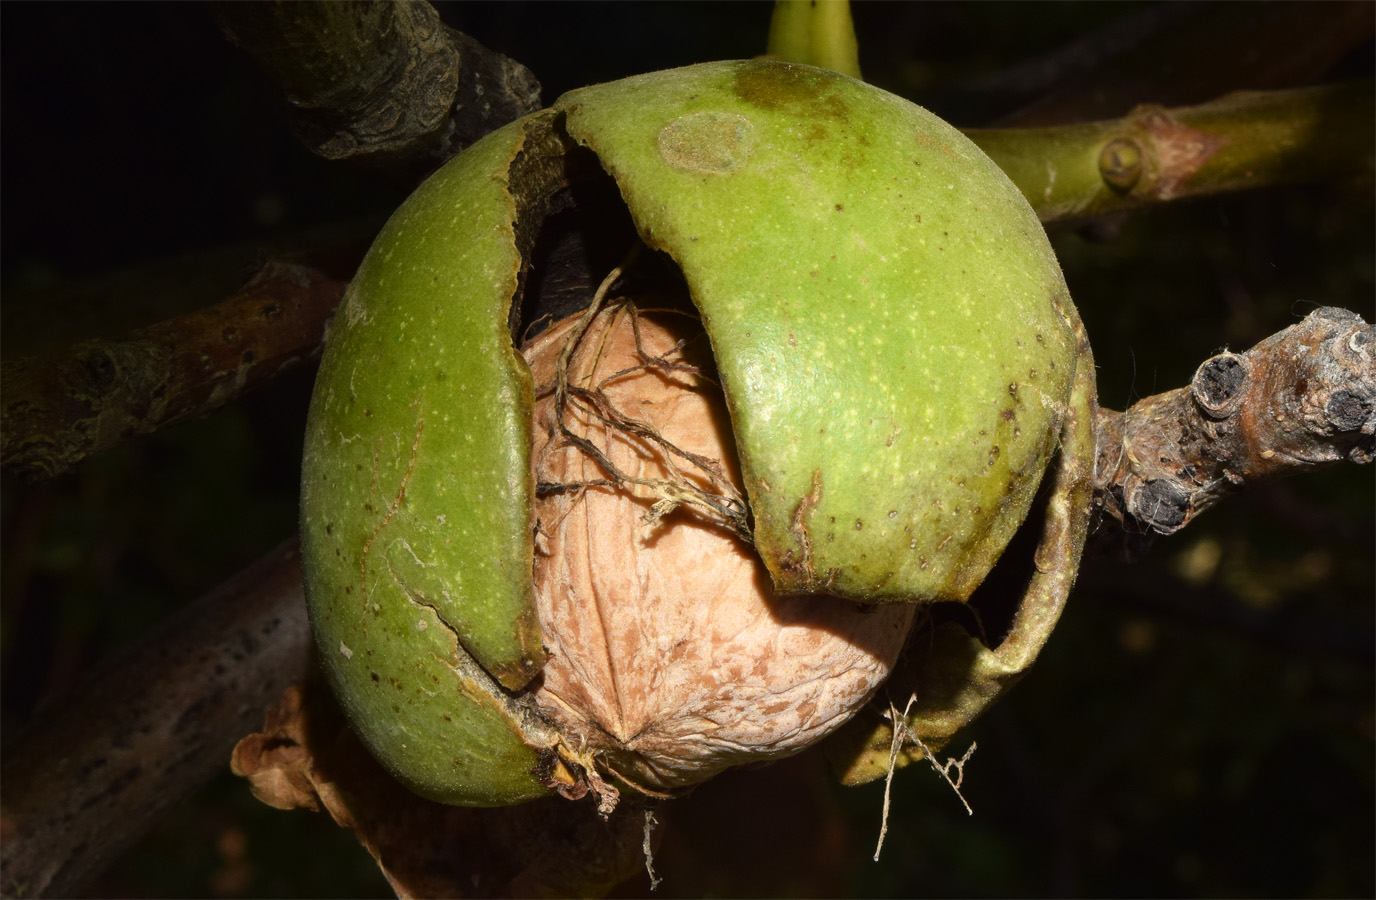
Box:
[210,0,542,176]
[0,540,311,899]
[1093,307,1374,542]
[1,262,346,482]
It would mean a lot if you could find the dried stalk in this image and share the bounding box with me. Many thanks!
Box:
[210,0,542,176]
[0,539,311,899]
[1093,306,1374,541]
[1,261,345,482]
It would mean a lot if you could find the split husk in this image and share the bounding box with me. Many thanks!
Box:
[298,58,1095,808]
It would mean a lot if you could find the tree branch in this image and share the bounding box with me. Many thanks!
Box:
[1093,306,1374,541]
[210,0,542,178]
[0,539,310,899]
[970,80,1375,225]
[1,261,345,482]
[1,310,1368,895]
[1,216,378,361]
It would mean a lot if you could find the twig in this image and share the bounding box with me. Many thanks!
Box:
[1093,306,1374,541]
[1,261,345,482]
[210,0,542,178]
[641,807,662,891]
[0,217,376,362]
[872,694,915,860]
[873,695,975,861]
[970,80,1375,225]
[0,538,311,899]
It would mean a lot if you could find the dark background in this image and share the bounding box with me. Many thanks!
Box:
[2,3,1372,897]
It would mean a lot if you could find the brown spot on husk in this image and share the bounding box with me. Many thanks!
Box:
[657,111,755,175]
[731,60,849,127]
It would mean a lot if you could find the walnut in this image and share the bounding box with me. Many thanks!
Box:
[524,305,914,793]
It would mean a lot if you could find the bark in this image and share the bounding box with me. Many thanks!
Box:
[1093,307,1375,543]
[210,0,542,178]
[1,261,345,482]
[0,539,310,900]
[1,216,378,361]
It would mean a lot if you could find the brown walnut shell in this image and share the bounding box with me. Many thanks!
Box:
[524,305,915,793]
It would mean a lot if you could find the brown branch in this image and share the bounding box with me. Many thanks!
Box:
[1093,307,1375,542]
[0,261,345,482]
[210,0,542,178]
[0,538,311,899]
[1,216,378,361]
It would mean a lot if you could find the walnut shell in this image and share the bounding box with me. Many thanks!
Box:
[524,306,914,793]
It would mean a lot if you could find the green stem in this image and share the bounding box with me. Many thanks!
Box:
[968,78,1376,225]
[968,80,1375,225]
[766,0,862,80]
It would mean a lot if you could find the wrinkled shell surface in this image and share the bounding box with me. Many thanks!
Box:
[524,307,915,792]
